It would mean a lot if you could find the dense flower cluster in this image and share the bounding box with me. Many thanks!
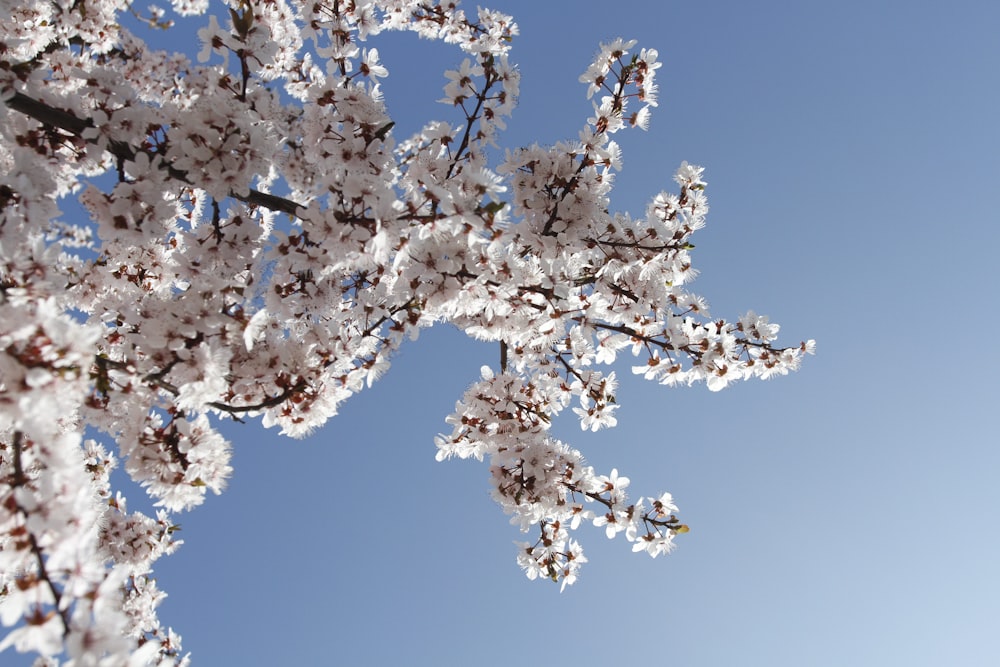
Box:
[0,0,812,662]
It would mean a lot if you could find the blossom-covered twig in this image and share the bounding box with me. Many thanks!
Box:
[0,1,811,661]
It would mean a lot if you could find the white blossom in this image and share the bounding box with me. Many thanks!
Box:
[0,0,811,661]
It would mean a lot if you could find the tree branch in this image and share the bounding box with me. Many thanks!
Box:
[9,431,71,638]
[4,91,304,217]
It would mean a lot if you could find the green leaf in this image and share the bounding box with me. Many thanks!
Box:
[373,121,395,141]
[482,201,506,215]
[229,6,254,39]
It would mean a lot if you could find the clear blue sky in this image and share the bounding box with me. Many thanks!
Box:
[12,1,1000,665]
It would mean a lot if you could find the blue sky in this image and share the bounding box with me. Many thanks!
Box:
[10,1,1000,665]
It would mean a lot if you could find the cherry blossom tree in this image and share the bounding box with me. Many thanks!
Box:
[0,0,813,662]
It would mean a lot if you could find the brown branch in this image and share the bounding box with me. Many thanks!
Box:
[94,354,308,415]
[4,91,303,217]
[444,55,500,181]
[582,236,685,253]
[9,432,71,638]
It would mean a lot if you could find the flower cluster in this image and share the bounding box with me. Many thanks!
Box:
[436,367,687,590]
[0,0,812,662]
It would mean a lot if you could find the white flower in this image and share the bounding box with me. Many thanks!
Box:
[360,48,388,82]
[244,308,270,351]
[674,160,707,189]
